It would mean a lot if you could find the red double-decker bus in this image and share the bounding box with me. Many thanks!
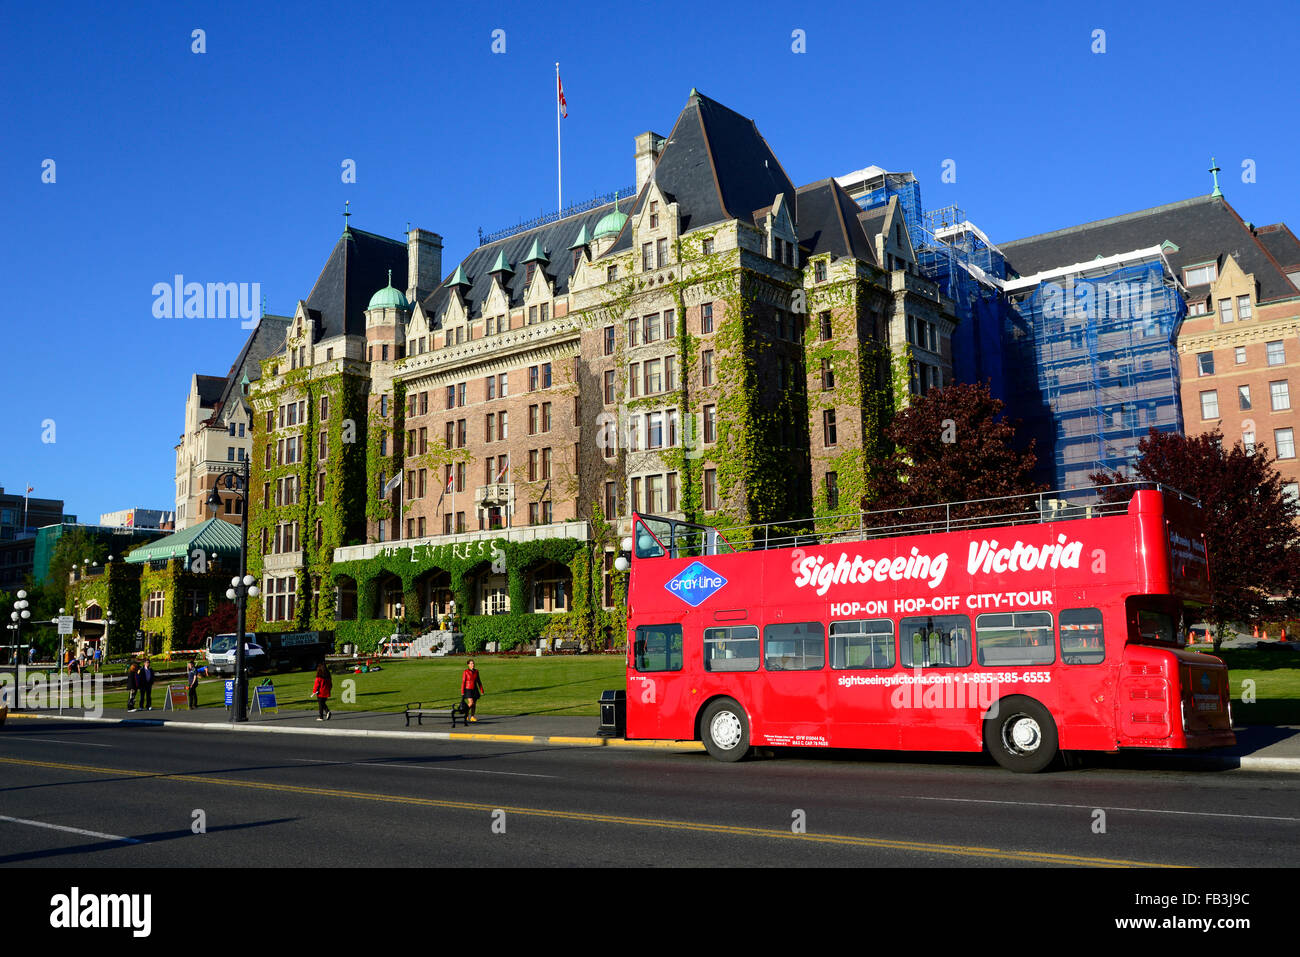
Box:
[618,485,1234,771]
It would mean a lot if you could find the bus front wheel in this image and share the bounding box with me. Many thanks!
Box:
[701,698,751,762]
[984,696,1059,773]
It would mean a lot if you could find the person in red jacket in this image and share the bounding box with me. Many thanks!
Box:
[313,663,332,721]
[460,659,484,722]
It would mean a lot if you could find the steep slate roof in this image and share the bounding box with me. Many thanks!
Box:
[196,375,226,407]
[999,195,1299,302]
[421,204,621,322]
[304,227,409,338]
[604,90,797,254]
[213,314,291,426]
[1256,223,1300,269]
[796,178,877,264]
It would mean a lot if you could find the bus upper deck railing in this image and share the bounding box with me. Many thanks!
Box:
[635,483,1197,558]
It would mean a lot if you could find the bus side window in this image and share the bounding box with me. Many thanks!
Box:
[634,624,683,672]
[703,626,760,672]
[1059,608,1104,664]
[899,615,972,668]
[975,612,1055,667]
[830,619,895,670]
[763,622,825,671]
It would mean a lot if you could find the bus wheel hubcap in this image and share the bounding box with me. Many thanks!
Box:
[1009,717,1040,752]
[711,712,742,750]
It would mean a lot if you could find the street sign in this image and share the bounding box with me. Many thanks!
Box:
[57,616,74,635]
[165,684,188,710]
[252,683,278,717]
[224,680,234,707]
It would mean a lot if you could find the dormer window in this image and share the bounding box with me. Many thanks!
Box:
[1184,262,1218,286]
[572,249,582,272]
[650,201,659,229]
[773,237,782,262]
[815,260,827,283]
[607,265,617,283]
[526,262,536,286]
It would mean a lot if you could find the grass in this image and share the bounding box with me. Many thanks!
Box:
[95,655,628,717]
[1219,648,1300,726]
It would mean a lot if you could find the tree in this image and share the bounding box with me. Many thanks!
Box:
[186,601,238,651]
[862,381,1044,525]
[1092,427,1300,651]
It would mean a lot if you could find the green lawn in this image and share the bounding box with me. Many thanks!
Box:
[1220,648,1300,725]
[97,655,628,717]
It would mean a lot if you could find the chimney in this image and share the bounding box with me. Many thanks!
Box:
[406,228,443,305]
[635,131,666,195]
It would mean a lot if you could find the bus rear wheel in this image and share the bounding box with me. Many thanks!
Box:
[984,696,1059,773]
[701,698,751,762]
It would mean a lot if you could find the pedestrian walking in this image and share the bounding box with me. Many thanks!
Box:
[312,663,332,720]
[186,661,200,709]
[460,659,484,722]
[126,663,139,712]
[93,646,101,673]
[140,659,155,710]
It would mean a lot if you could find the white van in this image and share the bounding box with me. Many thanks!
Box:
[206,633,266,675]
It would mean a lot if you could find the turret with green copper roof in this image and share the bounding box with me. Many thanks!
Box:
[367,269,410,311]
[592,193,628,240]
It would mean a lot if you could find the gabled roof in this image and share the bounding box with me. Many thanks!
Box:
[796,178,877,265]
[608,90,796,250]
[421,204,619,322]
[304,227,409,338]
[196,375,226,407]
[123,518,242,565]
[999,195,1299,301]
[213,315,291,426]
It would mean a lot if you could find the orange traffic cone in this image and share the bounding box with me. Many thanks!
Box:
[1253,624,1259,638]
[1282,627,1289,642]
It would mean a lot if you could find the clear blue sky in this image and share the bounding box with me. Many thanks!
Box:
[2,0,1297,523]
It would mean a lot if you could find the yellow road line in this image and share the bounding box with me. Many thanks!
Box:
[0,755,1178,867]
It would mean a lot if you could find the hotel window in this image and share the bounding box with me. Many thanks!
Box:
[649,201,658,229]
[457,462,466,492]
[824,409,838,446]
[1239,385,1252,410]
[604,369,615,404]
[542,402,552,432]
[1184,263,1217,286]
[642,243,654,270]
[815,260,827,282]
[1219,298,1235,323]
[1276,428,1296,459]
[499,372,508,397]
[529,404,538,435]
[645,312,661,343]
[819,312,832,341]
[529,366,539,391]
[446,385,455,410]
[702,237,714,256]
[647,412,664,449]
[821,358,835,390]
[607,265,617,283]
[1237,295,1252,320]
[1197,352,1215,376]
[382,345,389,361]
[604,481,617,519]
[528,305,538,325]
[826,471,839,511]
[1200,390,1219,420]
[630,477,641,514]
[321,396,330,420]
[1267,340,1286,366]
[703,469,718,511]
[628,317,640,347]
[1187,300,1208,316]
[499,410,508,438]
[487,413,496,442]
[665,355,677,391]
[1244,429,1256,454]
[542,448,553,480]
[526,263,536,287]
[702,350,714,386]
[703,404,717,444]
[629,362,641,398]
[456,419,466,448]
[666,472,678,512]
[572,248,582,273]
[666,408,677,447]
[656,237,667,268]
[664,309,676,337]
[1236,346,1248,364]
[646,474,663,513]
[645,358,662,394]
[701,302,713,334]
[487,375,496,400]
[1271,380,1291,411]
[457,382,466,406]
[445,422,454,448]
[529,449,538,482]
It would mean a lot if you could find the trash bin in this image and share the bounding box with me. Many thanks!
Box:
[597,689,626,737]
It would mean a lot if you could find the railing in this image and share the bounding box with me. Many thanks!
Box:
[477,187,635,246]
[637,483,1195,557]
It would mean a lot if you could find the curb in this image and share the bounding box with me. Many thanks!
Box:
[7,712,706,752]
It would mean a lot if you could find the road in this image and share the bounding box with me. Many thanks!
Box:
[1,718,1298,868]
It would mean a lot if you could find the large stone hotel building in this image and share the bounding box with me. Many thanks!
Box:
[231,90,956,651]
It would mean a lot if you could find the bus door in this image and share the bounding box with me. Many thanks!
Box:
[755,620,829,747]
[628,621,686,739]
[828,618,902,749]
[896,613,979,751]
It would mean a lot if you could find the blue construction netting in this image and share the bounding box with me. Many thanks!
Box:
[1007,261,1186,490]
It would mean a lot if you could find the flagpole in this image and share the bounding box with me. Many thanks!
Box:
[556,62,562,212]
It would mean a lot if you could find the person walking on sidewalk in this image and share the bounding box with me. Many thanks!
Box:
[460,659,484,722]
[126,663,139,712]
[140,659,155,711]
[312,663,332,721]
[186,661,201,709]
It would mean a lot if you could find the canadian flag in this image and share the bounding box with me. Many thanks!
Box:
[558,72,567,119]
[497,460,509,482]
[446,471,455,492]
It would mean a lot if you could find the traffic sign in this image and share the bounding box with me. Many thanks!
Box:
[57,616,74,635]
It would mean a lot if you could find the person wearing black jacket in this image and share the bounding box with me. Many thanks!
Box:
[126,663,139,712]
[140,660,156,711]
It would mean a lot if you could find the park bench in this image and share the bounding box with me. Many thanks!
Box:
[404,700,469,728]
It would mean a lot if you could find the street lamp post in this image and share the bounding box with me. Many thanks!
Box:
[206,459,257,722]
[7,590,31,705]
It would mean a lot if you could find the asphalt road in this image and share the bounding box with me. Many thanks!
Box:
[2,718,1298,868]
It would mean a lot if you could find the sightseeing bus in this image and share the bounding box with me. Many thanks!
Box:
[618,485,1234,772]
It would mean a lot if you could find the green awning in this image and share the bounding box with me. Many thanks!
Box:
[124,518,243,566]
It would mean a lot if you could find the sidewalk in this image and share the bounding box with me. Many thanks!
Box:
[9,704,1300,769]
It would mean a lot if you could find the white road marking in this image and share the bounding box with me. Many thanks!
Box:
[911,795,1300,823]
[8,736,115,748]
[287,756,556,779]
[0,815,141,844]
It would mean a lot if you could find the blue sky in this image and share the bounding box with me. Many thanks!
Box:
[2,0,1297,523]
